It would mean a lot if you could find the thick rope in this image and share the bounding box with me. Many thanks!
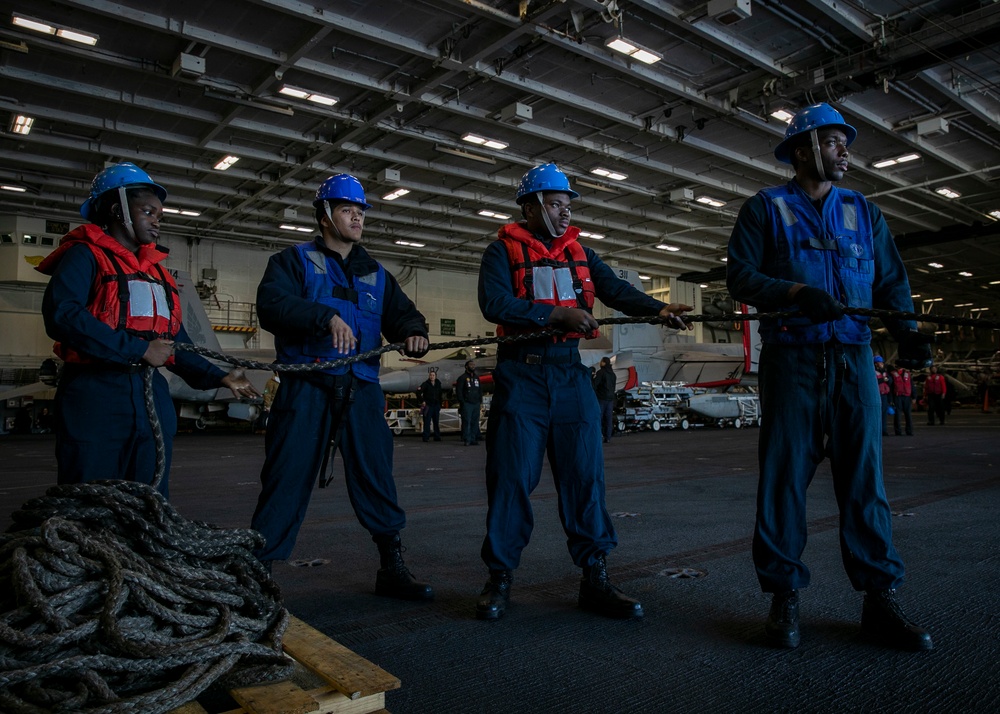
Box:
[0,480,291,714]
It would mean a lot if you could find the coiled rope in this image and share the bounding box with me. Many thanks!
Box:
[0,480,290,713]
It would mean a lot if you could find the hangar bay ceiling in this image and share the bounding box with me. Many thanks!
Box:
[1,0,999,320]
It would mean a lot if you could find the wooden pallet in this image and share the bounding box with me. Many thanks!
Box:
[169,615,400,714]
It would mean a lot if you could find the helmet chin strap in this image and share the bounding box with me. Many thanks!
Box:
[117,186,136,241]
[535,191,566,239]
[809,129,830,182]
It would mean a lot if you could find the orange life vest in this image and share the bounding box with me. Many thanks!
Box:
[36,224,182,365]
[496,222,596,340]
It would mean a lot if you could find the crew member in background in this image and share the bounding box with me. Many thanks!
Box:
[890,363,915,436]
[36,163,257,498]
[593,357,617,443]
[475,163,692,621]
[251,174,433,601]
[419,369,443,442]
[455,360,482,446]
[923,365,946,426]
[875,356,891,436]
[727,103,933,651]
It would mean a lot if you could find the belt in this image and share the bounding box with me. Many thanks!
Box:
[63,361,146,374]
[499,349,577,365]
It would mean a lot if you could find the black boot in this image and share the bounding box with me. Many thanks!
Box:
[476,569,513,620]
[579,555,643,619]
[861,589,933,651]
[373,534,433,601]
[764,590,800,649]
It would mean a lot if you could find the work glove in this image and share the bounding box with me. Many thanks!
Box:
[896,331,933,370]
[792,286,844,324]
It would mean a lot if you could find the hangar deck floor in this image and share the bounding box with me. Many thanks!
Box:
[2,409,998,713]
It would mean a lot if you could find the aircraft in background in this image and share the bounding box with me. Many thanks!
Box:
[379,346,496,394]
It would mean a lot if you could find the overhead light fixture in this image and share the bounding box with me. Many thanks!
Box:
[462,133,508,150]
[911,294,921,298]
[934,187,960,199]
[605,35,661,64]
[970,307,990,312]
[280,224,313,233]
[579,231,605,240]
[872,152,920,169]
[278,85,337,106]
[699,283,709,288]
[161,207,201,217]
[434,144,495,164]
[770,109,794,123]
[720,257,728,262]
[959,271,973,277]
[988,210,1000,220]
[656,244,681,252]
[1,184,27,192]
[638,275,651,280]
[12,14,98,45]
[695,196,726,208]
[990,280,1000,285]
[214,155,240,171]
[591,167,627,181]
[394,239,425,248]
[10,114,33,135]
[955,303,973,307]
[928,262,944,268]
[382,188,410,201]
[478,209,511,220]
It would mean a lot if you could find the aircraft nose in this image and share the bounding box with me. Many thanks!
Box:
[379,370,414,393]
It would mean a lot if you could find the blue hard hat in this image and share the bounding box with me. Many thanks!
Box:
[314,174,371,210]
[515,163,580,205]
[80,162,168,222]
[774,103,857,164]
[874,355,884,363]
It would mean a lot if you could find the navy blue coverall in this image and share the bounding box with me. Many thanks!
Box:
[41,243,229,498]
[727,181,917,594]
[251,239,428,562]
[478,238,665,571]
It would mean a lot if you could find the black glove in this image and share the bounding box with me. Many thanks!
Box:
[792,286,844,324]
[896,331,933,370]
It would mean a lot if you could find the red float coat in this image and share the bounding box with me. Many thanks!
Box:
[924,373,947,396]
[891,369,912,397]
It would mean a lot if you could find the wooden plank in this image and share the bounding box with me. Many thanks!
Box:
[229,680,319,714]
[168,703,210,714]
[307,689,385,714]
[281,617,400,700]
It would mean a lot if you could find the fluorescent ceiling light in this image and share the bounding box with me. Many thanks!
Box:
[434,144,495,164]
[770,109,794,123]
[591,167,627,181]
[955,303,973,307]
[279,85,337,106]
[280,224,312,233]
[162,207,180,214]
[911,294,921,298]
[214,155,240,170]
[988,210,1000,220]
[180,209,201,216]
[934,187,960,199]
[699,283,709,288]
[462,133,508,151]
[922,297,943,302]
[873,153,921,169]
[1,184,27,192]
[959,271,973,277]
[12,14,97,45]
[56,28,98,45]
[638,275,651,280]
[579,231,605,240]
[382,188,410,201]
[10,115,33,135]
[695,196,726,208]
[12,15,55,34]
[720,257,728,262]
[394,239,425,248]
[928,262,944,268]
[605,35,661,64]
[656,244,681,251]
[478,209,511,220]
[970,307,990,312]
[990,280,1000,285]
